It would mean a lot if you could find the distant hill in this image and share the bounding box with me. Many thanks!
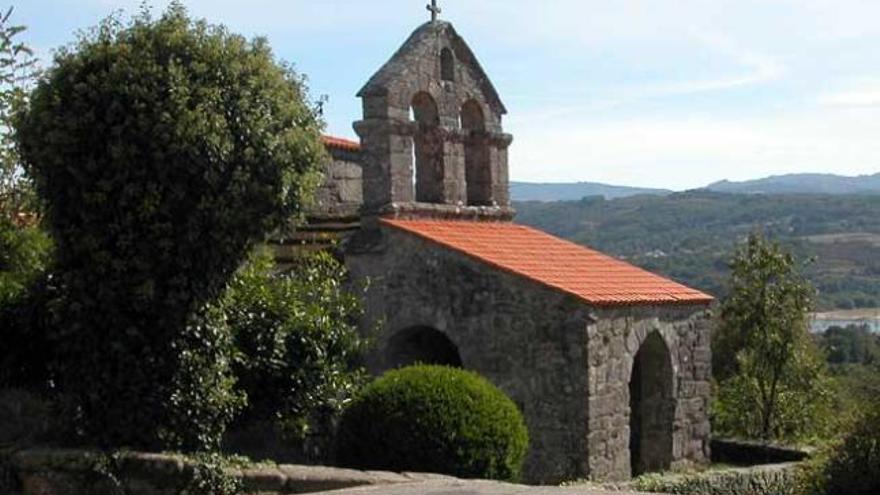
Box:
[509,181,671,201]
[514,191,880,311]
[706,173,880,195]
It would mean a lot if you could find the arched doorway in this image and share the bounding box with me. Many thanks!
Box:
[629,331,675,476]
[385,326,462,369]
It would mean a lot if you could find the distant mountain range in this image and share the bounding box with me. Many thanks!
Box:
[706,173,880,195]
[511,173,880,202]
[509,181,671,201]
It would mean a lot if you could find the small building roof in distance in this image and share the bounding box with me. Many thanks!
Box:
[381,218,714,307]
[321,135,361,152]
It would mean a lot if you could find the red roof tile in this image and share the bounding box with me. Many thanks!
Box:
[322,135,361,152]
[381,219,714,307]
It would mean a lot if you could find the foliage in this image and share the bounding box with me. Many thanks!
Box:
[13,3,325,451]
[181,453,244,495]
[224,248,368,451]
[0,388,58,447]
[817,407,880,495]
[0,215,50,307]
[628,465,808,495]
[0,6,53,392]
[514,191,880,311]
[0,6,37,218]
[712,232,835,442]
[337,365,529,482]
[818,324,880,365]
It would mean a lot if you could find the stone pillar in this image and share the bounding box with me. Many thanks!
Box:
[353,118,416,212]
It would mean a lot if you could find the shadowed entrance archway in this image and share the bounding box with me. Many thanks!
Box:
[629,331,675,476]
[385,326,462,369]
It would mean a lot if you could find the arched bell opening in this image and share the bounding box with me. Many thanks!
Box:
[410,92,444,203]
[460,99,492,206]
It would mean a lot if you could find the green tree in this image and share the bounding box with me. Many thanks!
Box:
[820,325,879,366]
[14,4,324,450]
[0,6,37,217]
[0,6,48,305]
[224,248,369,460]
[712,232,834,442]
[0,6,53,389]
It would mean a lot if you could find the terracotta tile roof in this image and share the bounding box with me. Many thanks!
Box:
[322,135,361,152]
[381,219,714,307]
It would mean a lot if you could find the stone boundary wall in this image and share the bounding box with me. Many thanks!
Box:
[1,448,454,495]
[710,438,813,465]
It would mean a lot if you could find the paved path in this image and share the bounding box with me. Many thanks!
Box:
[310,479,648,495]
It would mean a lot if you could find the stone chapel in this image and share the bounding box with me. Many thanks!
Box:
[279,12,715,485]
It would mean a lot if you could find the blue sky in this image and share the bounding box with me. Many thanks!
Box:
[15,0,880,190]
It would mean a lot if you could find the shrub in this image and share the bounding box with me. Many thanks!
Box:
[630,465,807,495]
[337,365,529,482]
[224,248,369,460]
[820,407,880,495]
[13,3,324,450]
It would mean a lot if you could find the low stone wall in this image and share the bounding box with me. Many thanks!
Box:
[1,448,453,495]
[710,438,812,465]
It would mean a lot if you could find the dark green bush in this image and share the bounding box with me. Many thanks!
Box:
[224,248,368,460]
[13,3,324,450]
[821,407,880,495]
[337,365,529,481]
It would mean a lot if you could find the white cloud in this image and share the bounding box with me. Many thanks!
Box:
[819,78,880,107]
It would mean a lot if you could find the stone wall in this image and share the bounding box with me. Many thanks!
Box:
[586,306,714,481]
[346,225,714,484]
[307,146,362,220]
[2,448,442,495]
[346,226,592,484]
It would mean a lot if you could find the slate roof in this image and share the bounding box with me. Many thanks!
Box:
[381,219,714,307]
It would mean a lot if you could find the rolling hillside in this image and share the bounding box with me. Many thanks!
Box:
[514,191,880,311]
[509,181,670,201]
[707,173,880,195]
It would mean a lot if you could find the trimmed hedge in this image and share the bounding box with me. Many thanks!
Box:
[337,365,529,481]
[13,4,324,450]
[630,463,808,495]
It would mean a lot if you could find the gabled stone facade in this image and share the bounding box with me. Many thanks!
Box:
[301,17,714,485]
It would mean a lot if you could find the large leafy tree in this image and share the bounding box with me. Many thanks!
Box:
[0,6,36,217]
[712,232,834,442]
[0,7,49,307]
[0,7,53,390]
[14,4,325,450]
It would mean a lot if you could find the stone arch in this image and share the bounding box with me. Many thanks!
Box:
[628,330,676,476]
[461,99,492,206]
[440,47,455,82]
[410,92,444,203]
[385,326,463,369]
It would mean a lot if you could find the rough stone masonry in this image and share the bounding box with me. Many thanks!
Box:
[291,16,715,484]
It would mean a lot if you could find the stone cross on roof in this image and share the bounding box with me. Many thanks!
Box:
[427,0,441,22]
